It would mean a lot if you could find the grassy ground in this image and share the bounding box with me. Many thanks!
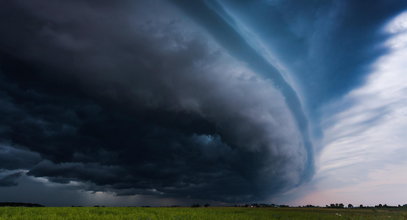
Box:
[0,207,407,220]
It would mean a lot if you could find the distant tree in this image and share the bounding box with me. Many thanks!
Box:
[327,203,346,209]
[0,202,44,207]
[191,204,200,208]
[359,204,363,208]
[348,204,353,208]
[204,203,210,207]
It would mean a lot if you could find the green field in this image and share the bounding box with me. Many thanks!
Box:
[1,207,407,220]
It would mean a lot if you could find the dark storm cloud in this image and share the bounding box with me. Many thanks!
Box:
[171,0,315,183]
[0,0,309,202]
[0,171,23,187]
[0,145,41,170]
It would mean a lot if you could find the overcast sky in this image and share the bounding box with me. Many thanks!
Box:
[0,0,406,206]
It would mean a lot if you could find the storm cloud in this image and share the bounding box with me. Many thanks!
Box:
[0,171,23,187]
[0,0,310,203]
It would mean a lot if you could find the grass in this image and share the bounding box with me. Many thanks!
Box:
[1,207,407,220]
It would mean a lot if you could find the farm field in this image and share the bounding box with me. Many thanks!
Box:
[1,207,407,220]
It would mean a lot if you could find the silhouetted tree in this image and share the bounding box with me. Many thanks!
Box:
[0,202,43,207]
[348,204,353,208]
[327,203,345,209]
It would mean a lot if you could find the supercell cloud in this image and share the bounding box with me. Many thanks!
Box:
[2,0,406,206]
[0,0,310,203]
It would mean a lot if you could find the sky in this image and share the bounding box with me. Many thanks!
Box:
[0,0,406,207]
